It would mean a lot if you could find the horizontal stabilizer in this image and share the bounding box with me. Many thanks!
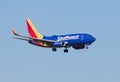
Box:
[13,37,29,41]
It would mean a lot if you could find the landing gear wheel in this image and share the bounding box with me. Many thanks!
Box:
[64,49,68,53]
[52,48,57,52]
[86,46,88,49]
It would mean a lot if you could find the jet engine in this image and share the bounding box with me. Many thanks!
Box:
[72,44,85,49]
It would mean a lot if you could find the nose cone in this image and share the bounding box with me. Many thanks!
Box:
[92,36,96,42]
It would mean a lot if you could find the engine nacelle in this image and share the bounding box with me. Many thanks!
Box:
[72,44,85,49]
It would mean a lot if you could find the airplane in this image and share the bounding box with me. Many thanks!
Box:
[12,18,96,53]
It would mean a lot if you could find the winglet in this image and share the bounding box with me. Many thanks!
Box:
[12,28,18,35]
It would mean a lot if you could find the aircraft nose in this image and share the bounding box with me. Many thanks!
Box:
[92,36,96,42]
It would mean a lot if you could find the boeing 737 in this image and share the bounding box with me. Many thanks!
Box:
[12,18,96,53]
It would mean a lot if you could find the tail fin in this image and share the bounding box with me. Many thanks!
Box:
[26,18,43,39]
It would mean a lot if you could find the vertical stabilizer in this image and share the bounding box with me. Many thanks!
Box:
[26,18,43,39]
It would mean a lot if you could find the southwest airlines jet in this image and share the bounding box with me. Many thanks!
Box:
[12,18,96,53]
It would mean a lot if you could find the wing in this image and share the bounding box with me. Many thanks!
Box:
[12,28,56,45]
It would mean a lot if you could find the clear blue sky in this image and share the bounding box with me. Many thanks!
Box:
[0,0,120,82]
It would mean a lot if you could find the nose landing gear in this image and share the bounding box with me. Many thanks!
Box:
[86,46,88,49]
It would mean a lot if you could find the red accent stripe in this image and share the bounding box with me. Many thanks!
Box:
[26,20,37,38]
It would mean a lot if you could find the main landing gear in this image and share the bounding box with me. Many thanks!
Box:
[52,47,57,52]
[64,48,68,53]
[52,48,68,53]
